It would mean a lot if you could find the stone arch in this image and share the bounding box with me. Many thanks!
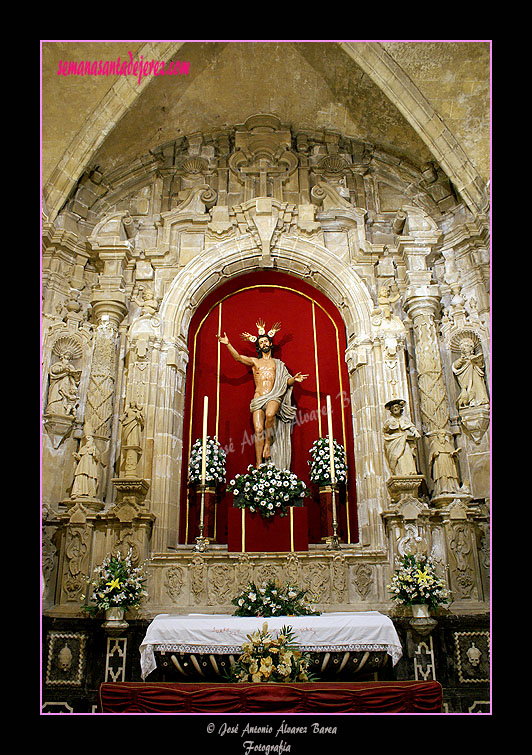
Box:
[159,236,374,347]
[149,236,388,550]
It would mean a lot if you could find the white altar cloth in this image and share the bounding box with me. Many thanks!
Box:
[139,612,402,680]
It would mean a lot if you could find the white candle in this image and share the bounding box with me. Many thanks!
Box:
[326,395,335,484]
[201,395,208,485]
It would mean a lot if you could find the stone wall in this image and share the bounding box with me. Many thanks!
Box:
[42,114,490,621]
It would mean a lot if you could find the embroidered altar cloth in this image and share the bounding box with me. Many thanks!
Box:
[139,611,402,680]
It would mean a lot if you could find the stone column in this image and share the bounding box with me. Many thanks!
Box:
[345,337,388,550]
[404,291,450,437]
[54,216,135,612]
[397,208,463,506]
[149,338,190,551]
[84,216,133,486]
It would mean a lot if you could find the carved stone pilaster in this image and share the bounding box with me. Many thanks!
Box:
[84,315,120,442]
[404,294,450,436]
[55,504,97,613]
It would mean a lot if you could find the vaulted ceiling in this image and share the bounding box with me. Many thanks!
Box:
[41,40,490,221]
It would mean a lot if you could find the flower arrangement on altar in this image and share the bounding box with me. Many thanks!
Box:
[308,436,347,485]
[188,435,226,485]
[82,548,148,616]
[228,463,308,519]
[387,553,451,610]
[227,622,316,683]
[232,579,321,617]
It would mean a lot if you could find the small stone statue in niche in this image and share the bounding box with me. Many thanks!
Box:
[119,402,144,477]
[46,353,81,417]
[428,431,461,495]
[451,337,489,409]
[71,426,103,499]
[383,399,421,475]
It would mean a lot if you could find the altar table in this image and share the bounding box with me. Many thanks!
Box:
[139,612,402,681]
[99,681,442,713]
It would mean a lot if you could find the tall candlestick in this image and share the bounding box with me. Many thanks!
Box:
[195,395,210,552]
[326,395,335,484]
[325,394,340,549]
[201,396,208,485]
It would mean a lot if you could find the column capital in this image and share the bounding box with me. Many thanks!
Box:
[91,294,128,328]
[403,288,442,320]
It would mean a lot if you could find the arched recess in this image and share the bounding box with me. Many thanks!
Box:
[178,270,358,546]
[150,235,380,552]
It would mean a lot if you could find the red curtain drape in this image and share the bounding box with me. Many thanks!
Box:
[179,271,358,546]
[99,681,443,713]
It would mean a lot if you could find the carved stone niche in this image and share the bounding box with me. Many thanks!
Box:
[449,330,490,444]
[43,334,85,448]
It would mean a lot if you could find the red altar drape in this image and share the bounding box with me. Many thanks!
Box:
[179,271,358,547]
[99,681,443,713]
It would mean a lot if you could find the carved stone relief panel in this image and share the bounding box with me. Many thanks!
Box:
[453,631,490,683]
[45,632,88,687]
[60,525,91,603]
[164,565,185,604]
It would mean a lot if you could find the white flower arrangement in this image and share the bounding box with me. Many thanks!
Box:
[387,553,451,610]
[188,435,226,485]
[228,463,307,519]
[308,436,347,485]
[232,579,320,617]
[82,548,148,616]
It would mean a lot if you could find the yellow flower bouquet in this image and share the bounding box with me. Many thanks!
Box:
[228,623,316,683]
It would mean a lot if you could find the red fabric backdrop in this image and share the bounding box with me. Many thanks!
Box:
[179,271,358,546]
[99,681,443,713]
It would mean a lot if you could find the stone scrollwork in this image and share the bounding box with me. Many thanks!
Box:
[61,525,91,602]
[448,522,476,600]
[165,566,185,602]
[352,564,373,600]
[284,553,301,585]
[189,556,207,603]
[208,564,236,605]
[331,554,347,602]
[302,561,331,603]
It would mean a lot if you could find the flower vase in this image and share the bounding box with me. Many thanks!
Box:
[411,603,431,619]
[102,607,129,636]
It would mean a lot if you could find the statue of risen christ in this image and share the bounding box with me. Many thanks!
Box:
[217,324,308,469]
